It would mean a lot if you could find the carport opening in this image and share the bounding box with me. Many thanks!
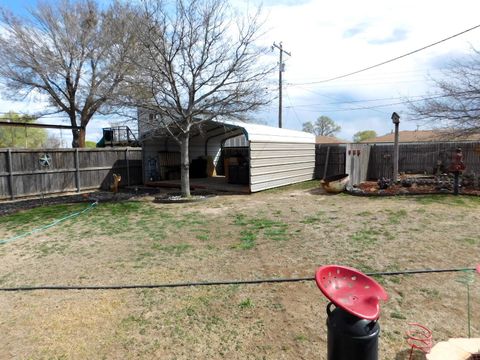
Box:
[216,134,250,186]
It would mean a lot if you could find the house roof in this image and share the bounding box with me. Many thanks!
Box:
[360,130,480,144]
[315,135,349,144]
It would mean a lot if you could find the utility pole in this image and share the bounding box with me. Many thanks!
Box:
[272,42,291,128]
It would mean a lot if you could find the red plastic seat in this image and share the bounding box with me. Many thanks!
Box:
[315,265,388,320]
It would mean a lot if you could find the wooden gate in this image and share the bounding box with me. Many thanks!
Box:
[345,144,371,186]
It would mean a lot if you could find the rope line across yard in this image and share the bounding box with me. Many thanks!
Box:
[0,202,97,245]
[0,267,477,292]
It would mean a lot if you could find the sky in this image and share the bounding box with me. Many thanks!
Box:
[0,0,480,144]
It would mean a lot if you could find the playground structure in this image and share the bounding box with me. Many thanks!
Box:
[96,126,139,148]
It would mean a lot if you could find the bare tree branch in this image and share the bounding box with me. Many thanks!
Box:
[0,0,138,147]
[409,48,480,138]
[124,0,273,196]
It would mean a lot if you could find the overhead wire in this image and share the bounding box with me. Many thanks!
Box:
[288,23,480,86]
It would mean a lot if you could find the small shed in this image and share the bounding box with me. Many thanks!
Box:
[140,118,315,192]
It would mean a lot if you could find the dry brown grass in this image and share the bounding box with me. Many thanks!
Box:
[0,183,479,359]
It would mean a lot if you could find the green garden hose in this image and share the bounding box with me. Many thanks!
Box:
[0,202,97,245]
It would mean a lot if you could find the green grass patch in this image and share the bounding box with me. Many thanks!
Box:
[263,180,321,193]
[233,214,289,248]
[0,203,88,233]
[351,228,381,245]
[385,209,408,224]
[356,210,373,216]
[414,194,480,206]
[238,298,254,309]
[35,242,69,257]
[294,334,308,342]
[462,237,477,245]
[237,230,257,250]
[195,233,210,241]
[152,243,192,256]
[390,311,407,320]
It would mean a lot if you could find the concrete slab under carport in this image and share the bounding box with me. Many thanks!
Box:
[145,175,250,194]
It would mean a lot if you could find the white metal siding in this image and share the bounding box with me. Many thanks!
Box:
[250,142,315,192]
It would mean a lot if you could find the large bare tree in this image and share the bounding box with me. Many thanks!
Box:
[409,49,480,137]
[128,0,273,197]
[0,0,137,147]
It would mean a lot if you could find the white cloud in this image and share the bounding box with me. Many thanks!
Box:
[3,0,480,144]
[245,0,480,138]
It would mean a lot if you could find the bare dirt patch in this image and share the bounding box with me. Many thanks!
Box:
[0,181,479,359]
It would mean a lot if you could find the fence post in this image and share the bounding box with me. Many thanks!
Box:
[75,149,81,192]
[323,146,331,180]
[7,148,14,200]
[125,148,130,186]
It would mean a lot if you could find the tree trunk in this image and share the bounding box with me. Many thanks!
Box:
[180,134,191,197]
[71,128,86,148]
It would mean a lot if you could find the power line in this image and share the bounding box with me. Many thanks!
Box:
[285,91,475,113]
[284,89,304,128]
[288,23,480,86]
[291,85,387,115]
[285,67,446,83]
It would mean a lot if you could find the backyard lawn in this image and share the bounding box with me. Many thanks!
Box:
[0,181,479,359]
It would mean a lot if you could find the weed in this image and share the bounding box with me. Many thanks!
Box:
[390,311,407,320]
[462,237,477,245]
[263,180,321,193]
[415,195,471,206]
[351,228,381,244]
[356,211,373,216]
[385,209,408,224]
[300,215,321,224]
[264,227,288,241]
[294,334,308,342]
[121,314,150,333]
[152,243,191,256]
[196,233,210,241]
[185,307,196,316]
[420,288,440,298]
[35,242,69,257]
[233,214,289,248]
[238,230,256,250]
[239,298,254,309]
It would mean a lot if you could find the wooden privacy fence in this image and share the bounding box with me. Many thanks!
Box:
[367,142,480,180]
[315,144,346,179]
[0,148,142,200]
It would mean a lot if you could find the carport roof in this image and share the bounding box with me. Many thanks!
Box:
[142,117,315,144]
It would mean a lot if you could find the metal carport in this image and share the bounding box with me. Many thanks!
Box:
[140,118,315,192]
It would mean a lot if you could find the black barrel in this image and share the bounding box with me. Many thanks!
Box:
[326,302,380,360]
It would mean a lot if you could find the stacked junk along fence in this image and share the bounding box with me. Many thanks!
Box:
[315,142,480,182]
[0,148,142,200]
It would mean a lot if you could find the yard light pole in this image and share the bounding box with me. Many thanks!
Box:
[391,112,400,182]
